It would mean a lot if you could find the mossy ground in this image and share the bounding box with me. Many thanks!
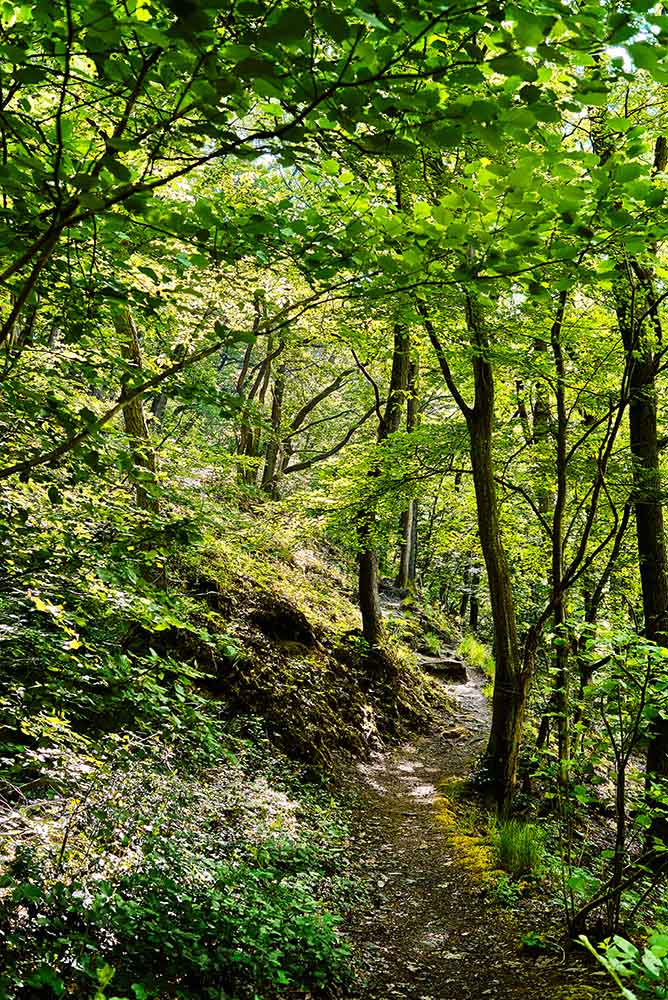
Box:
[157,503,448,766]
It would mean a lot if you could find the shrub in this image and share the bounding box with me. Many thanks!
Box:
[0,747,356,1000]
[1,851,352,999]
[457,635,495,678]
[491,819,545,877]
[580,931,668,999]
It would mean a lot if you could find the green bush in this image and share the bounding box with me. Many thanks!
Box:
[457,635,495,678]
[1,851,350,999]
[490,819,544,877]
[580,931,668,999]
[0,739,356,1000]
[0,824,353,1000]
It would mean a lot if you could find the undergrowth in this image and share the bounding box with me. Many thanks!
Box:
[0,482,442,999]
[457,635,495,678]
[0,732,356,999]
[489,818,545,878]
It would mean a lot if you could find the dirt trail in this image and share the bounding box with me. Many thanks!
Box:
[345,650,612,1000]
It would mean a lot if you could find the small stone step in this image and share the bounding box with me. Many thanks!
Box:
[419,656,468,682]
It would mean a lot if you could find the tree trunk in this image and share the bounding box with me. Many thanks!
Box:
[115,308,159,514]
[420,291,527,810]
[261,368,285,497]
[468,410,526,810]
[357,321,409,643]
[551,297,570,787]
[591,122,668,802]
[459,561,470,620]
[614,263,668,800]
[359,543,383,646]
[396,358,419,590]
[468,566,480,631]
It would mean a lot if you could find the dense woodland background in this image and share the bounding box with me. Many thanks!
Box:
[5,0,668,997]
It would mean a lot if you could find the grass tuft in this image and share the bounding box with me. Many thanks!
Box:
[490,818,545,877]
[457,635,495,678]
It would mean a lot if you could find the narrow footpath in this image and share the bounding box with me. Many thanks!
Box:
[345,660,613,1000]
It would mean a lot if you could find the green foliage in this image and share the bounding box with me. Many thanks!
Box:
[580,932,668,999]
[423,630,441,655]
[490,819,545,877]
[457,635,495,678]
[492,872,525,906]
[0,741,356,1000]
[1,848,351,999]
[5,0,668,982]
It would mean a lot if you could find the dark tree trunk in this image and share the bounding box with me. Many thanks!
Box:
[629,348,668,785]
[532,337,554,515]
[261,368,285,497]
[551,298,570,786]
[115,308,159,514]
[396,502,415,591]
[614,260,668,800]
[396,358,419,590]
[468,410,526,809]
[459,562,470,620]
[357,321,409,644]
[420,292,527,810]
[359,544,383,646]
[468,567,480,632]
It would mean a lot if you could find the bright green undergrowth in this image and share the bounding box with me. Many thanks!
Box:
[0,735,355,1000]
[490,818,545,878]
[0,487,368,1000]
[457,634,495,678]
[580,931,668,999]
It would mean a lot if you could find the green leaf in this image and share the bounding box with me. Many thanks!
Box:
[488,52,538,81]
[265,7,310,42]
[316,8,350,41]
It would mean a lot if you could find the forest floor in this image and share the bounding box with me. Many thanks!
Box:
[343,661,615,1000]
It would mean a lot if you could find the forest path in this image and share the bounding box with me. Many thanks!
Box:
[344,654,612,1000]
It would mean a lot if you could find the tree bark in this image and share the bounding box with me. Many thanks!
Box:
[261,367,285,497]
[591,123,668,799]
[468,406,526,809]
[615,268,668,794]
[357,321,409,645]
[420,293,527,809]
[114,308,159,514]
[396,358,419,590]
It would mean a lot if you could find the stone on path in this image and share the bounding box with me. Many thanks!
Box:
[419,656,468,682]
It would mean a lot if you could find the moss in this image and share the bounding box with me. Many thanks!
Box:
[154,516,446,768]
[435,782,506,886]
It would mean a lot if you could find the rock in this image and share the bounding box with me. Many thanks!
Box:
[416,642,443,657]
[419,656,468,682]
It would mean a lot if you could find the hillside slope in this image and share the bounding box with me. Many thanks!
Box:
[0,489,448,999]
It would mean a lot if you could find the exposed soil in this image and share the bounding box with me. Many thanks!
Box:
[344,658,614,1000]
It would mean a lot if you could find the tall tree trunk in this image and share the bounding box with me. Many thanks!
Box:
[235,292,269,485]
[459,561,471,620]
[465,293,526,809]
[396,358,419,590]
[532,337,554,516]
[616,273,668,795]
[551,293,570,786]
[468,408,526,809]
[592,123,668,803]
[115,308,159,514]
[420,293,527,809]
[468,565,480,632]
[357,322,409,644]
[359,543,383,645]
[261,367,285,497]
